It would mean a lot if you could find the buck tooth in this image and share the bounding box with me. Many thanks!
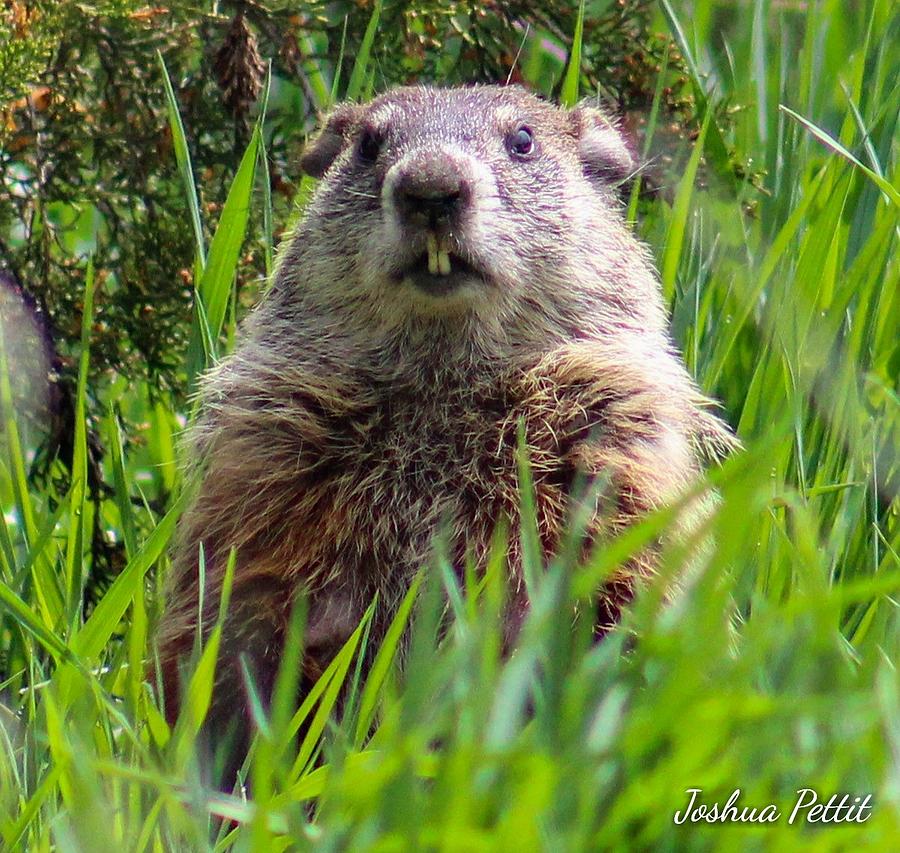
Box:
[426,233,439,275]
[438,249,451,275]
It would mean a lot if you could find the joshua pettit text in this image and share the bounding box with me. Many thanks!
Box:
[673,788,873,826]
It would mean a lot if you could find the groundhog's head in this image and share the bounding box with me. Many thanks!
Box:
[287,86,660,341]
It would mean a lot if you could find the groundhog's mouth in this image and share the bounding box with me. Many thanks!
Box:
[397,244,484,296]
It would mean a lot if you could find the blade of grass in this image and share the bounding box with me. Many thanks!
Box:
[107,408,149,718]
[840,82,885,180]
[657,0,701,84]
[627,47,669,223]
[516,421,542,597]
[780,104,900,206]
[107,409,137,560]
[0,464,17,580]
[345,0,382,101]
[1,764,63,850]
[259,136,274,281]
[354,572,424,746]
[661,110,711,302]
[297,34,331,109]
[255,67,274,282]
[657,0,735,185]
[64,258,94,625]
[12,493,68,592]
[269,597,307,747]
[188,125,261,380]
[560,0,585,107]
[157,52,205,267]
[173,548,236,765]
[71,488,186,663]
[330,16,349,103]
[707,164,829,387]
[0,578,73,664]
[751,0,769,145]
[289,602,375,780]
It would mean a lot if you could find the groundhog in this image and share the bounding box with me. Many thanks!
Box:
[156,84,735,771]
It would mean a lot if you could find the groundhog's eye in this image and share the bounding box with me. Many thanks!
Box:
[358,129,382,163]
[506,126,536,159]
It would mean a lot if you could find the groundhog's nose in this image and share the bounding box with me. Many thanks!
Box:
[392,156,471,229]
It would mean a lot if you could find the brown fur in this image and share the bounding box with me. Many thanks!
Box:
[155,85,736,764]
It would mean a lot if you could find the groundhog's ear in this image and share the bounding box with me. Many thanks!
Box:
[300,103,364,179]
[571,106,637,189]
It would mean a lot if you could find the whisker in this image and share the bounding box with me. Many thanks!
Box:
[344,188,380,200]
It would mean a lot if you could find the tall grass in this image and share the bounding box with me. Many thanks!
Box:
[1,1,897,849]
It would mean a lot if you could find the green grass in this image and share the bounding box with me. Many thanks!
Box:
[1,1,898,850]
